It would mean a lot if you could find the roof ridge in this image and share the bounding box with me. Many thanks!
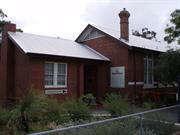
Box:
[90,24,166,45]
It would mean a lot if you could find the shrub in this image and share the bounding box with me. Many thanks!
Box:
[142,113,174,135]
[0,106,10,134]
[136,128,157,135]
[103,93,131,116]
[0,106,9,126]
[7,91,69,133]
[62,99,90,122]
[64,118,137,135]
[44,99,70,125]
[81,93,96,106]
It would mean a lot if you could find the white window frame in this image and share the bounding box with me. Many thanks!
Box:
[143,55,154,88]
[45,62,67,88]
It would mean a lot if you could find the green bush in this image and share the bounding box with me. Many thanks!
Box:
[103,93,131,116]
[7,91,69,133]
[0,106,10,134]
[0,106,9,126]
[62,99,90,122]
[45,99,70,125]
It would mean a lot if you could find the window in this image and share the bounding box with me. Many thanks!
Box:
[144,54,153,86]
[45,62,67,88]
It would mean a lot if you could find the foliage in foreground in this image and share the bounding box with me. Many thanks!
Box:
[6,91,70,134]
[62,99,90,122]
[58,116,175,135]
[0,92,176,135]
[0,92,91,134]
[103,93,131,116]
[0,106,10,126]
[59,119,137,135]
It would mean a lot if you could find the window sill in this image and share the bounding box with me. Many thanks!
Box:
[45,85,67,89]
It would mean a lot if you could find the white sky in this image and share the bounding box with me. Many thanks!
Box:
[1,0,180,42]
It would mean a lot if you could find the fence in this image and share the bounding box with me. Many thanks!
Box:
[28,104,180,135]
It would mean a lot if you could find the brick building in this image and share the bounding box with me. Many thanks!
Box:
[0,9,179,104]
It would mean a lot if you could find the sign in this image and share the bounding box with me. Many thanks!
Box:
[45,89,67,95]
[110,66,125,88]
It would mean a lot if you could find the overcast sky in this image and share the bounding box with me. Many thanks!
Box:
[1,0,180,42]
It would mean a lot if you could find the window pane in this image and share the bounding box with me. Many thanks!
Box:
[57,75,65,85]
[57,64,66,86]
[58,64,66,75]
[45,75,54,85]
[45,63,54,86]
[45,63,54,75]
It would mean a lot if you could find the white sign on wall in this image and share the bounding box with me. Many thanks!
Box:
[110,66,125,88]
[45,89,67,95]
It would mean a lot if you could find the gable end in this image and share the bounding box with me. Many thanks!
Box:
[76,26,105,42]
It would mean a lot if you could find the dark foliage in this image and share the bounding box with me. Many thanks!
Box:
[164,9,180,45]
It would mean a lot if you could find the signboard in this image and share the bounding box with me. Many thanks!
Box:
[45,89,67,95]
[110,66,125,88]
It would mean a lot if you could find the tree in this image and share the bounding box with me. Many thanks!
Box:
[132,27,158,41]
[154,49,180,121]
[0,9,10,43]
[0,9,8,24]
[164,9,180,45]
[0,9,23,37]
[0,9,9,33]
[155,49,180,84]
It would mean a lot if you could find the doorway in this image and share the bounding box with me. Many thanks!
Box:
[84,65,97,98]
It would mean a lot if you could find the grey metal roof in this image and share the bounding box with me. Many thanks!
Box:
[8,32,109,61]
[80,24,180,52]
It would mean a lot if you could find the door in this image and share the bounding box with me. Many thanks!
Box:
[84,65,97,97]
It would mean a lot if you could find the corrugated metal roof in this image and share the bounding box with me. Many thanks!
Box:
[8,32,110,61]
[91,25,180,52]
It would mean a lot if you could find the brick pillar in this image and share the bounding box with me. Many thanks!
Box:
[0,23,16,105]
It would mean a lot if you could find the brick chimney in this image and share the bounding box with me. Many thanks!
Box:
[119,8,130,41]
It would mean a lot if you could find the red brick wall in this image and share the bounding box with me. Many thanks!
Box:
[128,50,144,83]
[27,56,87,100]
[127,49,146,99]
[14,44,30,99]
[0,23,16,104]
[26,56,109,101]
[97,63,110,99]
[81,35,177,102]
[83,36,129,94]
[4,48,87,101]
[1,34,108,102]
